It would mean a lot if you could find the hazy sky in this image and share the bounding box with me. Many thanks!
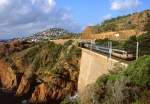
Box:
[0,0,149,39]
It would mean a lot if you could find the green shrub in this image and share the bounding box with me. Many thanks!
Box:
[96,74,109,85]
[64,40,73,47]
[61,96,80,104]
[138,32,150,56]
[124,55,150,87]
[123,35,137,55]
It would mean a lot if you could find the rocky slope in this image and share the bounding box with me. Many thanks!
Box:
[0,40,81,104]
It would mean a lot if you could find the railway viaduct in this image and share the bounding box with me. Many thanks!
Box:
[51,39,128,93]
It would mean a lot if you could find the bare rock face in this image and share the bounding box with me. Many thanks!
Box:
[16,76,30,96]
[30,76,76,103]
[16,68,33,96]
[30,80,65,103]
[30,83,48,103]
[0,60,17,90]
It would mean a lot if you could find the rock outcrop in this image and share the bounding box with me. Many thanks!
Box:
[30,83,48,103]
[0,60,17,90]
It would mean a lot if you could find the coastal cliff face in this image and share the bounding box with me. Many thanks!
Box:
[0,60,17,90]
[0,40,81,104]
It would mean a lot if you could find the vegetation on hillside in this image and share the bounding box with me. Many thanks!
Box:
[60,96,80,104]
[97,13,137,32]
[80,55,150,104]
[143,13,150,32]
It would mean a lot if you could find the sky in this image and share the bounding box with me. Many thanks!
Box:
[0,0,149,39]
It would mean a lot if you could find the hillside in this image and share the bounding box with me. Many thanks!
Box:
[82,10,150,39]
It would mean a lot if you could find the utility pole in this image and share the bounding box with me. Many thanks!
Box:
[90,40,92,51]
[109,41,112,59]
[108,41,112,70]
[90,39,96,50]
[136,42,139,60]
[93,39,96,45]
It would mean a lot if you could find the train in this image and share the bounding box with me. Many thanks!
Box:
[81,43,134,60]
